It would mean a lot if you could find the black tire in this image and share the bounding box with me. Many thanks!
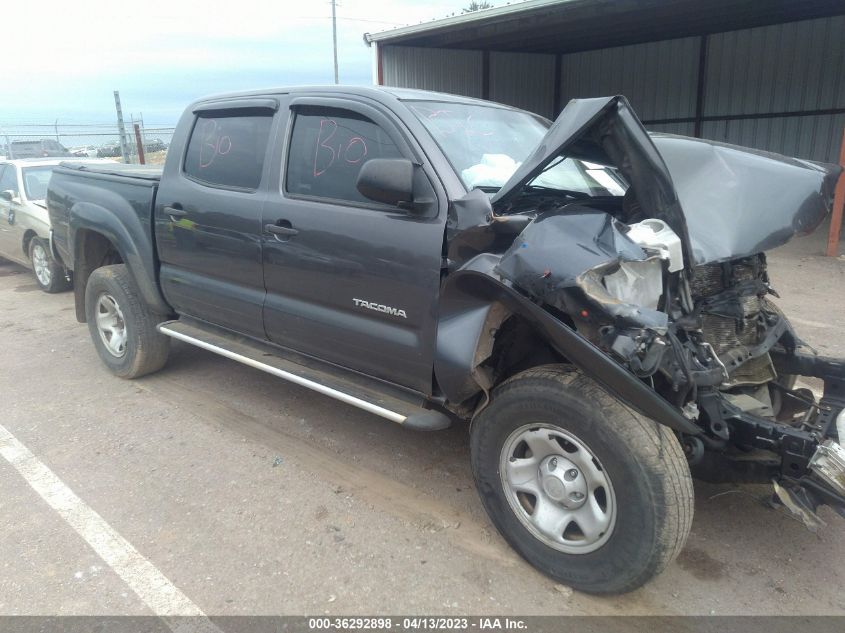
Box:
[84,264,170,379]
[471,365,693,594]
[29,237,71,293]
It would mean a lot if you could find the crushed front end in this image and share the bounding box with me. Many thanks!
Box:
[603,248,845,529]
[489,95,845,527]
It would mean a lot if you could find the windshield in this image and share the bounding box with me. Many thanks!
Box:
[407,100,626,196]
[21,166,54,200]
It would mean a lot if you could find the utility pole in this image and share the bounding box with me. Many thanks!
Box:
[3,131,12,159]
[113,90,131,164]
[331,0,339,84]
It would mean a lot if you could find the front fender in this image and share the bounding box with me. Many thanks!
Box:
[435,253,700,434]
[69,198,169,316]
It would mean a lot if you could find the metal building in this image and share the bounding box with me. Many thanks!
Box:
[364,0,845,163]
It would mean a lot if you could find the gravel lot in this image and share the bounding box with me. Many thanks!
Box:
[1,228,844,617]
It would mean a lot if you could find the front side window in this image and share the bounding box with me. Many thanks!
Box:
[285,107,402,204]
[184,112,273,189]
[21,166,54,200]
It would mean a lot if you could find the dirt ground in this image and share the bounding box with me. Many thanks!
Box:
[0,226,844,617]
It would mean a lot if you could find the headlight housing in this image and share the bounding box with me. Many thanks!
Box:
[602,258,664,310]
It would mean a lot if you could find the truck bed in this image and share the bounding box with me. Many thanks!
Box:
[57,161,162,182]
[49,160,166,321]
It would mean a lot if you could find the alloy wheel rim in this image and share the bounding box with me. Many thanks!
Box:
[499,423,616,554]
[95,293,127,357]
[32,243,51,287]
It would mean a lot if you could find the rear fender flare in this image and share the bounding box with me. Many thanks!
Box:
[69,200,170,319]
[435,255,700,434]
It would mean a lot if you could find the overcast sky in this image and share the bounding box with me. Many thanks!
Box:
[3,0,485,124]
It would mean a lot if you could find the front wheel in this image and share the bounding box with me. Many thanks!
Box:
[29,237,71,293]
[471,366,693,594]
[85,264,170,379]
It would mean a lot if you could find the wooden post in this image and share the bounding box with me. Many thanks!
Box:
[826,127,845,257]
[133,124,146,165]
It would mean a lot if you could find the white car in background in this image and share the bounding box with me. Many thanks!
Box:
[0,158,112,292]
[69,145,100,158]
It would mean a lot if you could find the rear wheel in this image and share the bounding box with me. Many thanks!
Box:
[470,365,693,594]
[29,237,70,293]
[85,264,170,379]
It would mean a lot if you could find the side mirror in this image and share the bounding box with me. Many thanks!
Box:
[356,158,415,209]
[0,190,16,202]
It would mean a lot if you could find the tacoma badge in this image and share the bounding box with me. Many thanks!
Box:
[353,298,407,319]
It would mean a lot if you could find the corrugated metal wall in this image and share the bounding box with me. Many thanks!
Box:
[381,46,556,116]
[558,37,700,123]
[489,52,556,119]
[701,15,845,162]
[380,15,845,163]
[381,46,483,98]
[704,17,845,116]
[701,113,845,162]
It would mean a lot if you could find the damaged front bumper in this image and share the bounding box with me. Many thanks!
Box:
[481,94,845,525]
[769,352,845,511]
[493,214,845,522]
[692,349,845,527]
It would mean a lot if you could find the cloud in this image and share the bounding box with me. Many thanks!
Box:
[1,0,469,122]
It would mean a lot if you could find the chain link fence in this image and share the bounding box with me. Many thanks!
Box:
[0,121,176,165]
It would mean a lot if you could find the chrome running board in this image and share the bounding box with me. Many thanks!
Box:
[157,320,451,430]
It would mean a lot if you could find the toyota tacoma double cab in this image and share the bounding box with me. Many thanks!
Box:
[48,87,845,594]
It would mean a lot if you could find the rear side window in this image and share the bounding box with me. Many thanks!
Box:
[285,108,402,204]
[184,112,273,189]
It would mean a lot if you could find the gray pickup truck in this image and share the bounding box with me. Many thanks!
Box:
[48,86,845,594]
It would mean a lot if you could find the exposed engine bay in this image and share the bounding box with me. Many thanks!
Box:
[494,205,845,530]
[447,95,845,529]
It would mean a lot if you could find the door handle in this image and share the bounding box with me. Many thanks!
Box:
[265,223,299,237]
[163,205,186,220]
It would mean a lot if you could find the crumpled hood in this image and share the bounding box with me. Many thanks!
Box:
[491,96,842,266]
[652,134,840,263]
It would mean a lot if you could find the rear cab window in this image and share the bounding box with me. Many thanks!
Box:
[184,112,273,190]
[285,107,403,204]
